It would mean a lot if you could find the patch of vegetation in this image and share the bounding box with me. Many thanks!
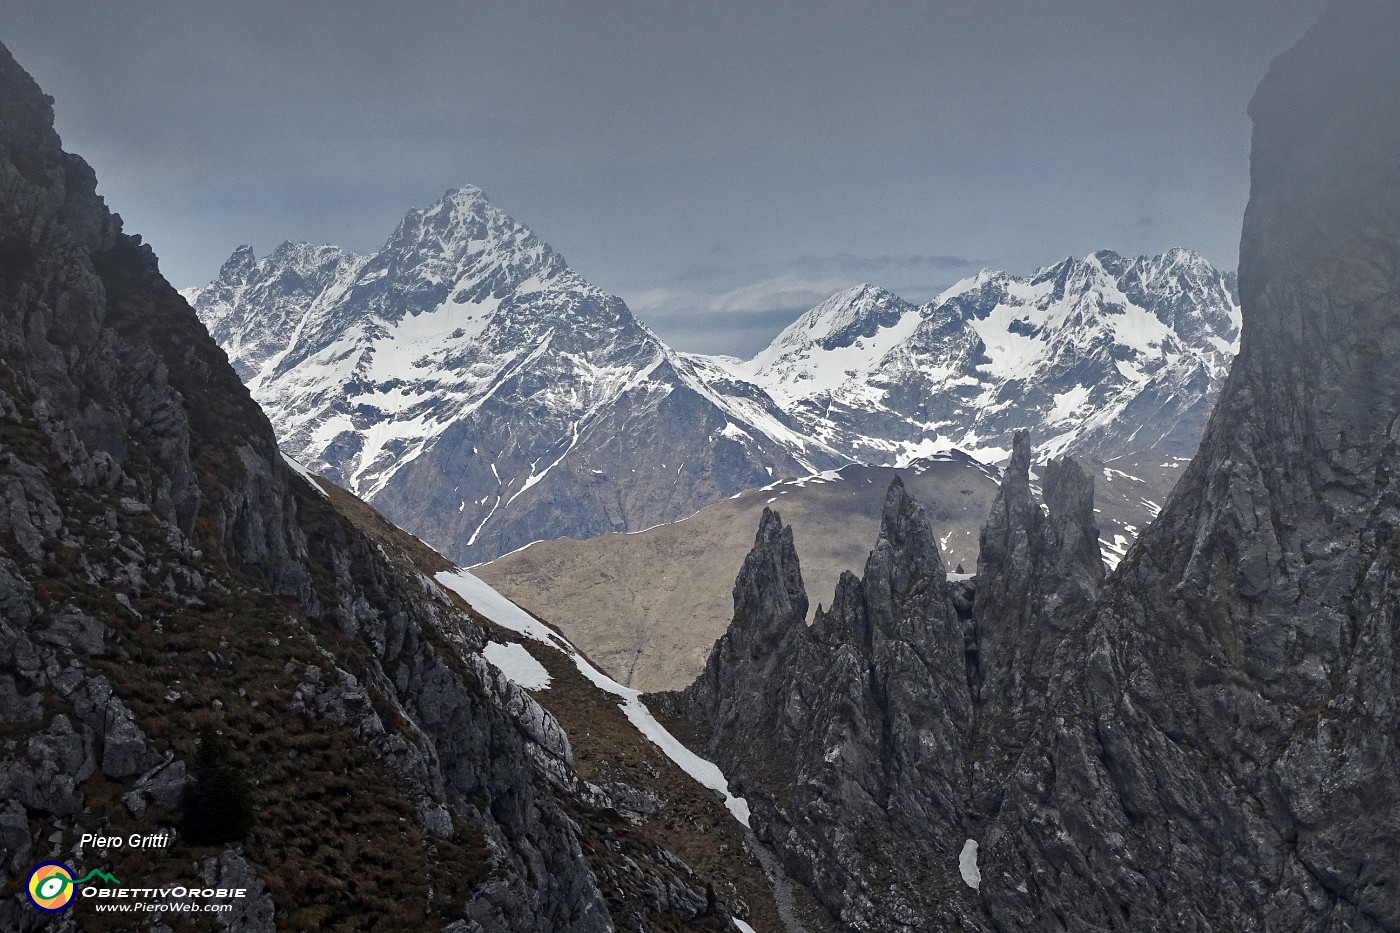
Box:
[181,727,255,844]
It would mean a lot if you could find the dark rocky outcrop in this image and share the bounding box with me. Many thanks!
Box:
[671,481,984,930]
[0,40,743,932]
[672,5,1400,929]
[670,453,1102,930]
[966,432,1104,816]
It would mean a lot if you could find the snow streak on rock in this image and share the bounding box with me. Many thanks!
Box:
[435,570,752,826]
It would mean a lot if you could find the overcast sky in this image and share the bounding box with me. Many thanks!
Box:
[3,0,1327,355]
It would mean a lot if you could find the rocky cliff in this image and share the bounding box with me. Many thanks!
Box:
[668,2,1400,929]
[0,41,761,932]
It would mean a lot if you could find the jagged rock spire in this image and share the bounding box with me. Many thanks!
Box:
[730,508,808,653]
[675,509,811,738]
[870,476,947,592]
[975,431,1043,605]
[1041,455,1104,619]
[973,431,1104,700]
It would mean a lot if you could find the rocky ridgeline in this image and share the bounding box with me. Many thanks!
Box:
[0,42,753,932]
[664,3,1400,928]
[661,436,1103,929]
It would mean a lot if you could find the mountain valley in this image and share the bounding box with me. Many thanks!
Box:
[5,1,1397,930]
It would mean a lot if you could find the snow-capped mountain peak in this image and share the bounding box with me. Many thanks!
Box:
[747,284,923,405]
[183,239,364,382]
[367,185,573,321]
[189,186,844,564]
[737,248,1241,465]
[782,283,913,347]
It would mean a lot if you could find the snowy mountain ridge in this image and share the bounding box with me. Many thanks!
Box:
[733,246,1240,465]
[186,187,843,564]
[188,186,1238,565]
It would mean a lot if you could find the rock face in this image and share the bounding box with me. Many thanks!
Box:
[997,2,1400,925]
[668,444,1098,930]
[669,4,1400,929]
[0,41,750,931]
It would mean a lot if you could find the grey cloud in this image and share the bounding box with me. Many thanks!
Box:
[0,0,1328,355]
[628,275,856,320]
[645,307,813,359]
[789,253,985,276]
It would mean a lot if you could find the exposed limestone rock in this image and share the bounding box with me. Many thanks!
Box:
[676,3,1400,930]
[671,481,981,930]
[121,755,188,819]
[0,38,731,931]
[0,799,32,872]
[198,849,275,933]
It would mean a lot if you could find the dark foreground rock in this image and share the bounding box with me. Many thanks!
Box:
[0,40,750,932]
[669,2,1400,929]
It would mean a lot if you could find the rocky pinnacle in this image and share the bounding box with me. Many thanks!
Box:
[675,5,1400,928]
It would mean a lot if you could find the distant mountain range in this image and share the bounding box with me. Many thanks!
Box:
[735,248,1239,463]
[186,187,1239,564]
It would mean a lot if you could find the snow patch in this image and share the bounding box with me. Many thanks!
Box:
[482,642,551,690]
[281,452,330,499]
[1049,385,1092,423]
[959,839,981,891]
[434,570,752,826]
[718,422,751,441]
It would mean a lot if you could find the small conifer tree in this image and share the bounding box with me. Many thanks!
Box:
[181,727,255,844]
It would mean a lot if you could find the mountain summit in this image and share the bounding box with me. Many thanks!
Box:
[740,247,1240,464]
[187,188,839,564]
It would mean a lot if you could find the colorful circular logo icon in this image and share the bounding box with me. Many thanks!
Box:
[26,862,76,912]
